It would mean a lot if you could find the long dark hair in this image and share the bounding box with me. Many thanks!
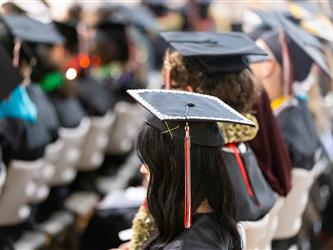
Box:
[137,123,242,249]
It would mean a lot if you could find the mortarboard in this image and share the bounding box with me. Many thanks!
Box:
[0,43,22,100]
[160,31,267,74]
[160,31,267,89]
[1,14,63,44]
[128,89,254,229]
[94,18,127,43]
[53,20,78,53]
[253,10,331,82]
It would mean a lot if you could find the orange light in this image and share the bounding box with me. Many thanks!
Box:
[79,55,90,68]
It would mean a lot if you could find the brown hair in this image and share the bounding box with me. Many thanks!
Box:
[163,51,255,113]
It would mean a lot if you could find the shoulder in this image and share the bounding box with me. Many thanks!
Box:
[164,214,232,250]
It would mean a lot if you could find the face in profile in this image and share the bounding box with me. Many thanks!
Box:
[140,164,150,188]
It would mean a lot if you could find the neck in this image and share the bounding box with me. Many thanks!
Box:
[195,199,213,213]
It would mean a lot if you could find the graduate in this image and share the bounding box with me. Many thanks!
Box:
[0,14,61,161]
[129,89,254,249]
[159,31,277,221]
[250,11,330,171]
[90,18,144,104]
[53,20,116,116]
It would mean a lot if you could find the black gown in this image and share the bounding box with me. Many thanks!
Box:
[275,99,319,170]
[223,143,276,222]
[26,84,60,142]
[150,213,234,250]
[76,76,116,116]
[49,95,86,128]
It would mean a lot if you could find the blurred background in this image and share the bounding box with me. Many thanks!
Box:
[0,0,333,250]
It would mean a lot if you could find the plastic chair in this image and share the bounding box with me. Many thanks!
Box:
[274,168,315,240]
[106,102,147,155]
[48,118,91,186]
[257,197,285,250]
[0,160,44,225]
[0,163,6,195]
[77,112,115,171]
[238,212,270,250]
[29,140,65,203]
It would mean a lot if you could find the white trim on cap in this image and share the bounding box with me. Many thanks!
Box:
[127,89,255,126]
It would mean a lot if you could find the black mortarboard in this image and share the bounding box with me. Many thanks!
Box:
[53,20,78,53]
[254,10,331,81]
[1,14,63,44]
[160,31,267,74]
[0,43,22,100]
[128,89,254,229]
[112,5,161,33]
[94,19,127,43]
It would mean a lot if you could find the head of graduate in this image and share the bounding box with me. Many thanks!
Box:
[159,31,268,114]
[247,10,331,101]
[129,89,256,249]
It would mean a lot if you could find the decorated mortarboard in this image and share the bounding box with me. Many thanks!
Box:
[1,14,63,44]
[128,89,254,229]
[0,43,22,100]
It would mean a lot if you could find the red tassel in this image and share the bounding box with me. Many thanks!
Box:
[165,49,172,90]
[12,39,22,67]
[184,123,192,229]
[279,29,294,96]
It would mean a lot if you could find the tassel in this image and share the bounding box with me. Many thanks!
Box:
[12,39,22,67]
[164,49,172,89]
[184,122,192,229]
[278,28,294,96]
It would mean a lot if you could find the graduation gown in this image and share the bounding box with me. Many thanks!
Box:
[76,77,116,116]
[151,213,233,250]
[0,116,50,162]
[248,90,292,196]
[49,95,86,128]
[26,84,60,142]
[276,98,319,170]
[223,143,276,222]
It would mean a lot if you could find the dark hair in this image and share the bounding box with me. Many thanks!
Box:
[164,51,255,113]
[137,123,242,249]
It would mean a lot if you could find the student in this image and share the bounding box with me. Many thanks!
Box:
[159,31,277,221]
[53,20,116,116]
[129,89,253,249]
[250,11,330,170]
[90,18,144,104]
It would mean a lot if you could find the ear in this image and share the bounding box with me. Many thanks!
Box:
[252,60,275,79]
[184,85,194,92]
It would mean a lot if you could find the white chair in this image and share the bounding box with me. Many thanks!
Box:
[29,140,65,203]
[48,118,91,186]
[106,102,147,155]
[0,163,6,195]
[238,212,270,250]
[77,112,115,171]
[257,197,285,250]
[0,160,44,225]
[274,168,315,240]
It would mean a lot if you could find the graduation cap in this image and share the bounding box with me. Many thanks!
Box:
[1,14,63,44]
[254,10,331,84]
[128,89,254,229]
[53,20,79,53]
[159,31,267,88]
[94,18,127,43]
[0,42,22,100]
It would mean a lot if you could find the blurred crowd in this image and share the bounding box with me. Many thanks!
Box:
[0,0,333,250]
